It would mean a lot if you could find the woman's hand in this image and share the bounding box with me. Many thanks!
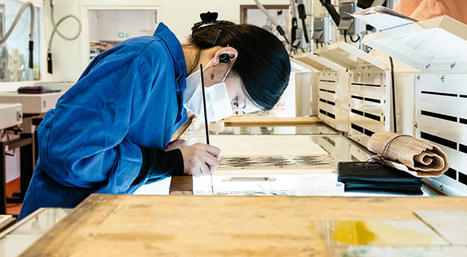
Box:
[165,139,188,151]
[180,143,220,177]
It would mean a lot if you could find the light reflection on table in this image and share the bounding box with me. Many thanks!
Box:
[0,208,71,257]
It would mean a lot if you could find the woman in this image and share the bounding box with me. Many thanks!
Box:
[19,12,291,219]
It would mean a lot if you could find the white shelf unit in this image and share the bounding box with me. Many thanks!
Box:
[0,92,63,114]
[363,16,467,196]
[318,42,391,146]
[0,103,22,130]
[293,53,349,132]
[0,81,72,114]
[415,74,467,195]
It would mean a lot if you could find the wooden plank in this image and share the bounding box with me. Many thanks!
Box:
[222,115,321,126]
[19,195,467,257]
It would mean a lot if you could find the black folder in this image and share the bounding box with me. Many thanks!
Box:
[337,162,423,195]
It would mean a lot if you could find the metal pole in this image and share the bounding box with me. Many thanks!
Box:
[310,0,314,52]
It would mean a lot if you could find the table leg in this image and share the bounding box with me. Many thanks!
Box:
[0,142,7,214]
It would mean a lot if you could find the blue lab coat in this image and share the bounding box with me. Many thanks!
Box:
[19,23,188,220]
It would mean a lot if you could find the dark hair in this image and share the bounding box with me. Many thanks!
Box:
[189,21,291,110]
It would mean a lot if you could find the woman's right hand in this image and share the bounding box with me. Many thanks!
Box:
[180,143,220,177]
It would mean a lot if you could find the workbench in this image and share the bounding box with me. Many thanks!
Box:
[153,124,435,196]
[16,194,467,256]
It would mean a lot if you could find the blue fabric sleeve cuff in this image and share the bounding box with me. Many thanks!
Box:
[135,147,184,185]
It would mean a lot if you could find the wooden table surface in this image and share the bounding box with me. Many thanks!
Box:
[19,194,467,257]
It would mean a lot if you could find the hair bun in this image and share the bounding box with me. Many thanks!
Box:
[192,12,219,32]
[200,12,218,23]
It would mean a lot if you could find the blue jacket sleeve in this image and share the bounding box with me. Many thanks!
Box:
[38,45,161,193]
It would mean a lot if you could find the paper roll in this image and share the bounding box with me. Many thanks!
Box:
[367,131,449,177]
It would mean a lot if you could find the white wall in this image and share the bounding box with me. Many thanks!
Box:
[45,0,290,82]
[247,8,289,42]
[89,10,157,42]
[43,0,81,81]
[87,9,98,42]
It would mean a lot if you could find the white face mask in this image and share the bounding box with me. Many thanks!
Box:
[183,60,233,122]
